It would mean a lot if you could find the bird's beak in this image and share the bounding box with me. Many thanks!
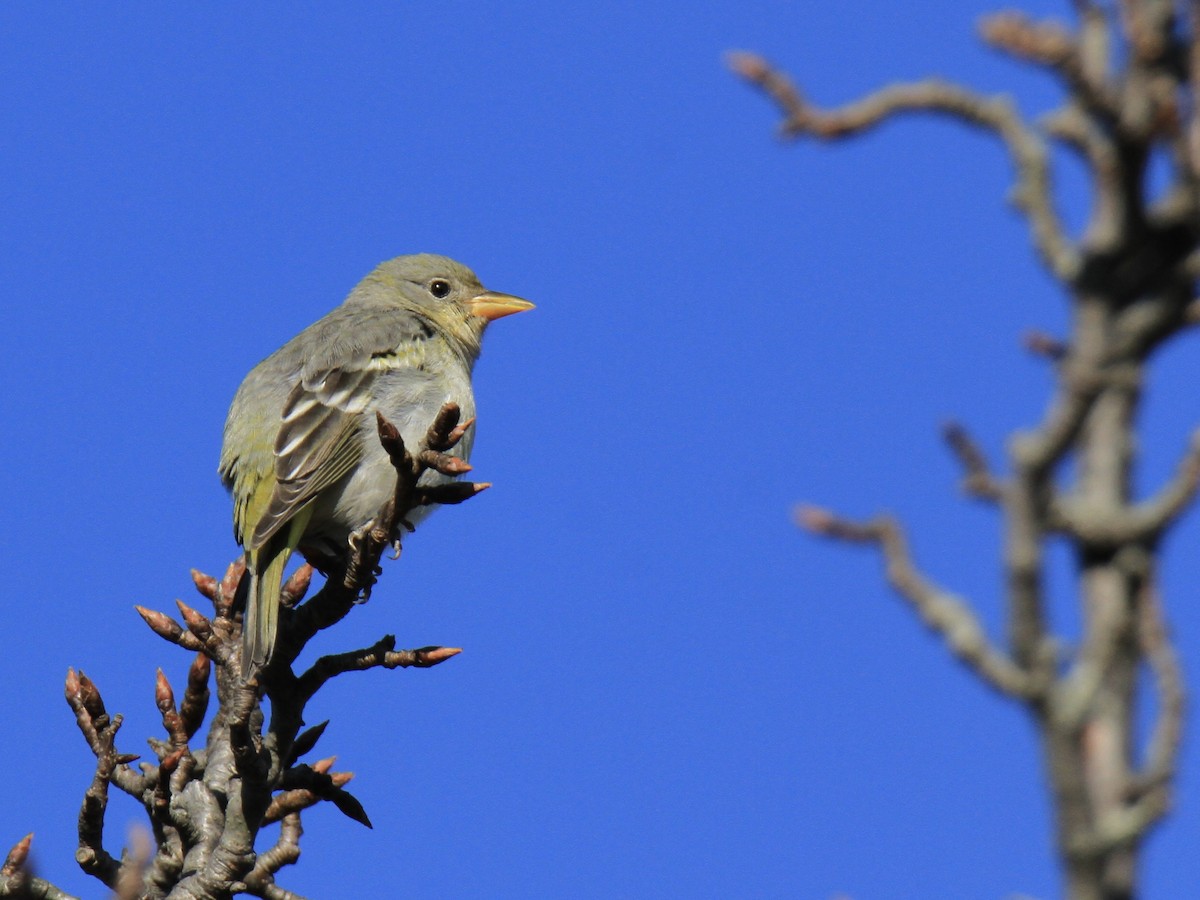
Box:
[467,290,535,322]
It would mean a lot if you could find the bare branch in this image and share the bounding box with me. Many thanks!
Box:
[1075,1,1112,89]
[64,670,145,798]
[727,52,1081,281]
[796,506,1041,699]
[1023,329,1069,361]
[297,637,461,703]
[280,564,313,609]
[242,814,305,900]
[982,9,1122,117]
[1117,0,1173,64]
[943,421,1005,501]
[135,606,205,653]
[73,713,125,888]
[1190,0,1200,181]
[0,836,30,878]
[1130,578,1186,796]
[981,11,1080,72]
[736,3,1198,895]
[0,835,79,900]
[1053,573,1134,730]
[179,653,211,740]
[1010,360,1106,474]
[1050,429,1200,544]
[1040,103,1125,250]
[275,403,485,669]
[1127,429,1200,532]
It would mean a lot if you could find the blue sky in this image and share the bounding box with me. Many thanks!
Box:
[2,2,1198,897]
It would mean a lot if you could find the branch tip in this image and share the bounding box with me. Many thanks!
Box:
[281,563,314,606]
[794,504,835,533]
[1024,329,1068,360]
[418,646,463,666]
[1,833,32,876]
[190,568,218,601]
[726,50,771,81]
[175,600,213,641]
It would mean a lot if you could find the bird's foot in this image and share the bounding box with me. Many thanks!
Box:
[346,524,383,602]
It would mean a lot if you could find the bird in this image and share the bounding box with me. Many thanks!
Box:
[219,254,533,674]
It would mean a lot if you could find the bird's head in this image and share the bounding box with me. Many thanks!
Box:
[347,254,533,356]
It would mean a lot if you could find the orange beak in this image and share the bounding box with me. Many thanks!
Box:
[467,290,535,322]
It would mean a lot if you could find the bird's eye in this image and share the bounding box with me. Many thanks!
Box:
[429,279,451,299]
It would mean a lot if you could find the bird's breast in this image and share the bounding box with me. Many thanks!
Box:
[302,361,476,552]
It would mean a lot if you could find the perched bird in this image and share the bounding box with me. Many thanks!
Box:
[219,254,533,673]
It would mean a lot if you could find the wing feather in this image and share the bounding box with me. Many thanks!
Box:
[244,310,434,551]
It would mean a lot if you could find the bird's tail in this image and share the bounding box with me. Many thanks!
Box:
[243,510,312,676]
[244,545,288,676]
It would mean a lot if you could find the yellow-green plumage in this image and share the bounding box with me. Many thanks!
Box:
[219,254,532,676]
[244,509,312,671]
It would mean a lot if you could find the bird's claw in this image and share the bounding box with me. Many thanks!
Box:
[348,520,376,553]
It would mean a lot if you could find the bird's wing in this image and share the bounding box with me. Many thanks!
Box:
[245,310,435,552]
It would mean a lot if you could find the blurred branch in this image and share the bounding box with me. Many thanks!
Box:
[942,421,1006,501]
[796,505,1042,700]
[736,3,1199,896]
[1129,577,1186,797]
[727,51,1081,281]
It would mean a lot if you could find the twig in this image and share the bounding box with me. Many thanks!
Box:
[263,759,356,826]
[942,421,1005,500]
[1040,103,1124,250]
[796,506,1041,699]
[727,52,1081,281]
[0,835,79,899]
[179,653,211,740]
[1024,329,1069,361]
[297,637,462,704]
[1050,429,1200,544]
[241,813,305,899]
[135,606,205,653]
[1129,578,1185,797]
[73,711,124,888]
[275,403,485,668]
[981,12,1080,73]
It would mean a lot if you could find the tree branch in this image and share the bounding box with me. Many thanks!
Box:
[1129,576,1185,797]
[1049,428,1200,544]
[727,51,1081,281]
[0,835,79,900]
[796,506,1042,700]
[737,5,1199,896]
[942,421,1006,501]
[296,638,462,705]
